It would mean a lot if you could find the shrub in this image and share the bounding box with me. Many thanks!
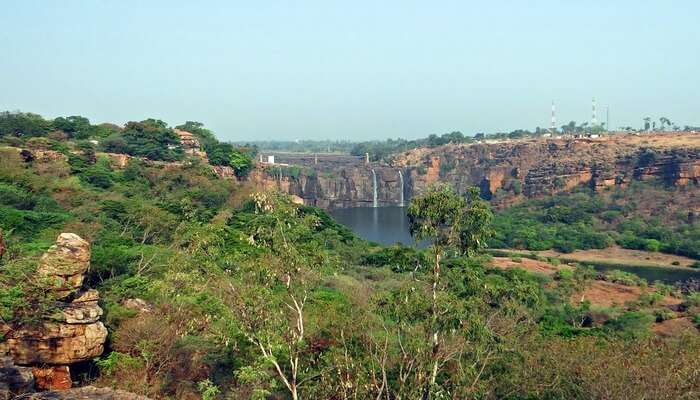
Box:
[81,164,114,188]
[654,308,674,322]
[685,293,700,307]
[604,311,653,339]
[644,239,662,252]
[0,183,35,210]
[554,268,574,281]
[638,292,663,306]
[604,270,644,286]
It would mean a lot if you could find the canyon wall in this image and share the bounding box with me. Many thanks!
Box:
[248,133,700,209]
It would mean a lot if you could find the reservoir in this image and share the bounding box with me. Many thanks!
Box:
[330,206,414,246]
[330,206,700,284]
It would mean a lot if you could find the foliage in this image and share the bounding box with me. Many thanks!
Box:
[490,187,700,259]
[101,119,183,161]
[2,110,699,399]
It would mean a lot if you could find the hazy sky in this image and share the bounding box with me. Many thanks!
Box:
[2,1,699,141]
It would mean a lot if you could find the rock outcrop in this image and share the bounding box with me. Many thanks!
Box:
[0,233,108,391]
[36,233,91,298]
[174,129,208,160]
[25,386,151,400]
[0,356,34,399]
[248,133,700,209]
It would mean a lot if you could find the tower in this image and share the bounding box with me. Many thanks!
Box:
[591,98,598,126]
[550,101,556,132]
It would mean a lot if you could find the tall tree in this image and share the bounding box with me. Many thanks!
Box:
[407,185,492,399]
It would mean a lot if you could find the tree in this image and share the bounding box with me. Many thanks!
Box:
[229,149,254,177]
[407,185,492,399]
[643,117,651,131]
[0,111,52,137]
[231,192,322,400]
[53,116,91,139]
[101,119,183,161]
[659,117,672,131]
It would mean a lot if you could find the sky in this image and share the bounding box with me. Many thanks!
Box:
[1,1,699,141]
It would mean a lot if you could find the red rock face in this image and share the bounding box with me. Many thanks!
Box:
[231,134,700,210]
[32,366,72,390]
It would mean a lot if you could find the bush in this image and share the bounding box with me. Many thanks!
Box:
[0,183,35,210]
[638,292,663,306]
[604,311,653,339]
[81,164,114,189]
[362,246,427,272]
[654,308,674,322]
[603,270,645,286]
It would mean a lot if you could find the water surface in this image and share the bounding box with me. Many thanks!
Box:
[330,206,414,246]
[330,207,700,283]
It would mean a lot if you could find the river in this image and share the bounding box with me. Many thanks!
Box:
[330,206,700,283]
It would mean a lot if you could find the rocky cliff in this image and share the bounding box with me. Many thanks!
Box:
[248,133,700,209]
[0,233,108,393]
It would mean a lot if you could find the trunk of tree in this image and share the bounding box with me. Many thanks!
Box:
[423,249,441,400]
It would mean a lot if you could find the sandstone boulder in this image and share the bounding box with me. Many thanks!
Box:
[1,321,107,365]
[122,298,154,314]
[26,385,151,400]
[36,233,90,298]
[32,366,71,390]
[0,233,109,392]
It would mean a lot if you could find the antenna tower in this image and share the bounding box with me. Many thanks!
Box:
[550,101,556,131]
[591,98,598,126]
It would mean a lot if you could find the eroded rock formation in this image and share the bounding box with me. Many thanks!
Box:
[0,233,108,392]
[247,133,700,209]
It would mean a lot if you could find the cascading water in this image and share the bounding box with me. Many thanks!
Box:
[398,170,404,207]
[371,169,378,208]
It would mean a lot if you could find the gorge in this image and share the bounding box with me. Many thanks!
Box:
[251,133,700,212]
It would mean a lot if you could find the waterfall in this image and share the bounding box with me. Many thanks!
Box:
[398,170,405,207]
[371,169,378,208]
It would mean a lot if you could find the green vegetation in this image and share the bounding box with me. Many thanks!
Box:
[0,113,699,399]
[490,186,700,259]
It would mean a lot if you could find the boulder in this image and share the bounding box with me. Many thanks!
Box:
[32,366,72,390]
[0,321,107,365]
[0,356,34,398]
[26,385,151,399]
[0,233,108,387]
[36,233,90,298]
[122,298,154,314]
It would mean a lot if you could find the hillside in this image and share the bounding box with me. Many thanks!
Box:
[1,113,700,399]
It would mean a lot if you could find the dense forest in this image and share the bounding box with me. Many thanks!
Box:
[1,111,699,399]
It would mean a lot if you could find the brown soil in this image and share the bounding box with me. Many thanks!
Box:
[536,246,697,268]
[490,257,568,275]
[652,317,698,337]
[570,281,681,308]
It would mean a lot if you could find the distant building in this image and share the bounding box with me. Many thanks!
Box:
[267,155,275,164]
